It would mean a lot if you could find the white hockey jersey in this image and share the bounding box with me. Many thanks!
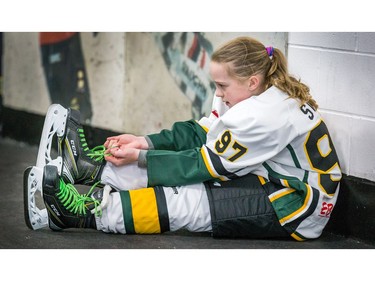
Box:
[198,86,342,240]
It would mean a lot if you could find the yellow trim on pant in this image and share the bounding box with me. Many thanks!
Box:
[291,232,306,241]
[257,175,266,185]
[129,188,161,234]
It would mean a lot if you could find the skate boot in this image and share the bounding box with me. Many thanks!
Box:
[42,165,112,231]
[35,103,106,185]
[24,104,107,230]
[58,106,106,186]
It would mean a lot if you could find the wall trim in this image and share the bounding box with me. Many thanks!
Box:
[1,106,119,147]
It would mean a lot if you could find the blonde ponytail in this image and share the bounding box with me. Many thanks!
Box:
[212,37,318,110]
[265,48,318,110]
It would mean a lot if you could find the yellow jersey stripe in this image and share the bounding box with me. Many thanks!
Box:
[129,188,161,234]
[282,179,290,188]
[200,147,220,179]
[195,119,209,133]
[200,125,209,133]
[269,188,295,203]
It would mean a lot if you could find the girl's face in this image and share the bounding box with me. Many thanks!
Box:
[210,61,252,108]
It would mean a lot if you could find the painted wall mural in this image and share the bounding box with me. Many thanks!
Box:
[154,32,215,119]
[39,32,93,123]
[3,32,286,135]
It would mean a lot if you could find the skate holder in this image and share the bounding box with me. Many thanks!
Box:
[24,104,68,230]
[24,166,48,230]
[36,104,67,168]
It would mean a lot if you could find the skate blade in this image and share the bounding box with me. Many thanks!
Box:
[23,166,48,230]
[36,104,68,172]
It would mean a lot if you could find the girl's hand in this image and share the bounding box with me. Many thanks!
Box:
[104,146,140,166]
[104,134,149,150]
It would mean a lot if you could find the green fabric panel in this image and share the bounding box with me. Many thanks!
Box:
[119,191,135,234]
[146,147,214,187]
[263,162,309,220]
[147,120,207,151]
[271,179,309,219]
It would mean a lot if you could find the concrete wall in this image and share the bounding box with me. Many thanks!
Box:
[288,32,375,181]
[2,32,285,136]
[3,32,127,132]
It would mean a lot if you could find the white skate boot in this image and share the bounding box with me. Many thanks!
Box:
[24,104,106,230]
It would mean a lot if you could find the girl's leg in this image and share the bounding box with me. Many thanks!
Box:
[100,162,148,191]
[96,183,212,234]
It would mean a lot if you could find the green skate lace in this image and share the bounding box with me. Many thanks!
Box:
[57,179,103,217]
[77,128,111,161]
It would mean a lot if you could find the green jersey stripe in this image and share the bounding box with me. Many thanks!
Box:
[286,144,301,168]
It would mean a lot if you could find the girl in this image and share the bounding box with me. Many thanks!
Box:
[41,36,342,241]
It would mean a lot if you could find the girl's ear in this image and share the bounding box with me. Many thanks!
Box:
[247,74,261,92]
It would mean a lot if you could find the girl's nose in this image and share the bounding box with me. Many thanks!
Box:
[215,89,223,97]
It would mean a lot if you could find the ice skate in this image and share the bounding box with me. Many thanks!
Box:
[42,165,111,231]
[58,106,106,186]
[36,103,105,185]
[24,104,106,230]
[35,103,105,185]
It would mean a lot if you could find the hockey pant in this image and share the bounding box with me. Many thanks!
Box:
[97,162,289,238]
[97,162,211,234]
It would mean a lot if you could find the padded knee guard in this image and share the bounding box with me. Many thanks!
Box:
[205,174,289,239]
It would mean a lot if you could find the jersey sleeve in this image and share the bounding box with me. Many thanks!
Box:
[147,119,207,151]
[145,114,296,187]
[146,147,216,187]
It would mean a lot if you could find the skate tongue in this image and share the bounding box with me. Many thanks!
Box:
[89,185,112,214]
[91,188,104,202]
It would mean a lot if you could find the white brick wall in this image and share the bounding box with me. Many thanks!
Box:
[288,32,375,181]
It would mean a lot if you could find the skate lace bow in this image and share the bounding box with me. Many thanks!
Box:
[78,128,109,161]
[57,179,103,216]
